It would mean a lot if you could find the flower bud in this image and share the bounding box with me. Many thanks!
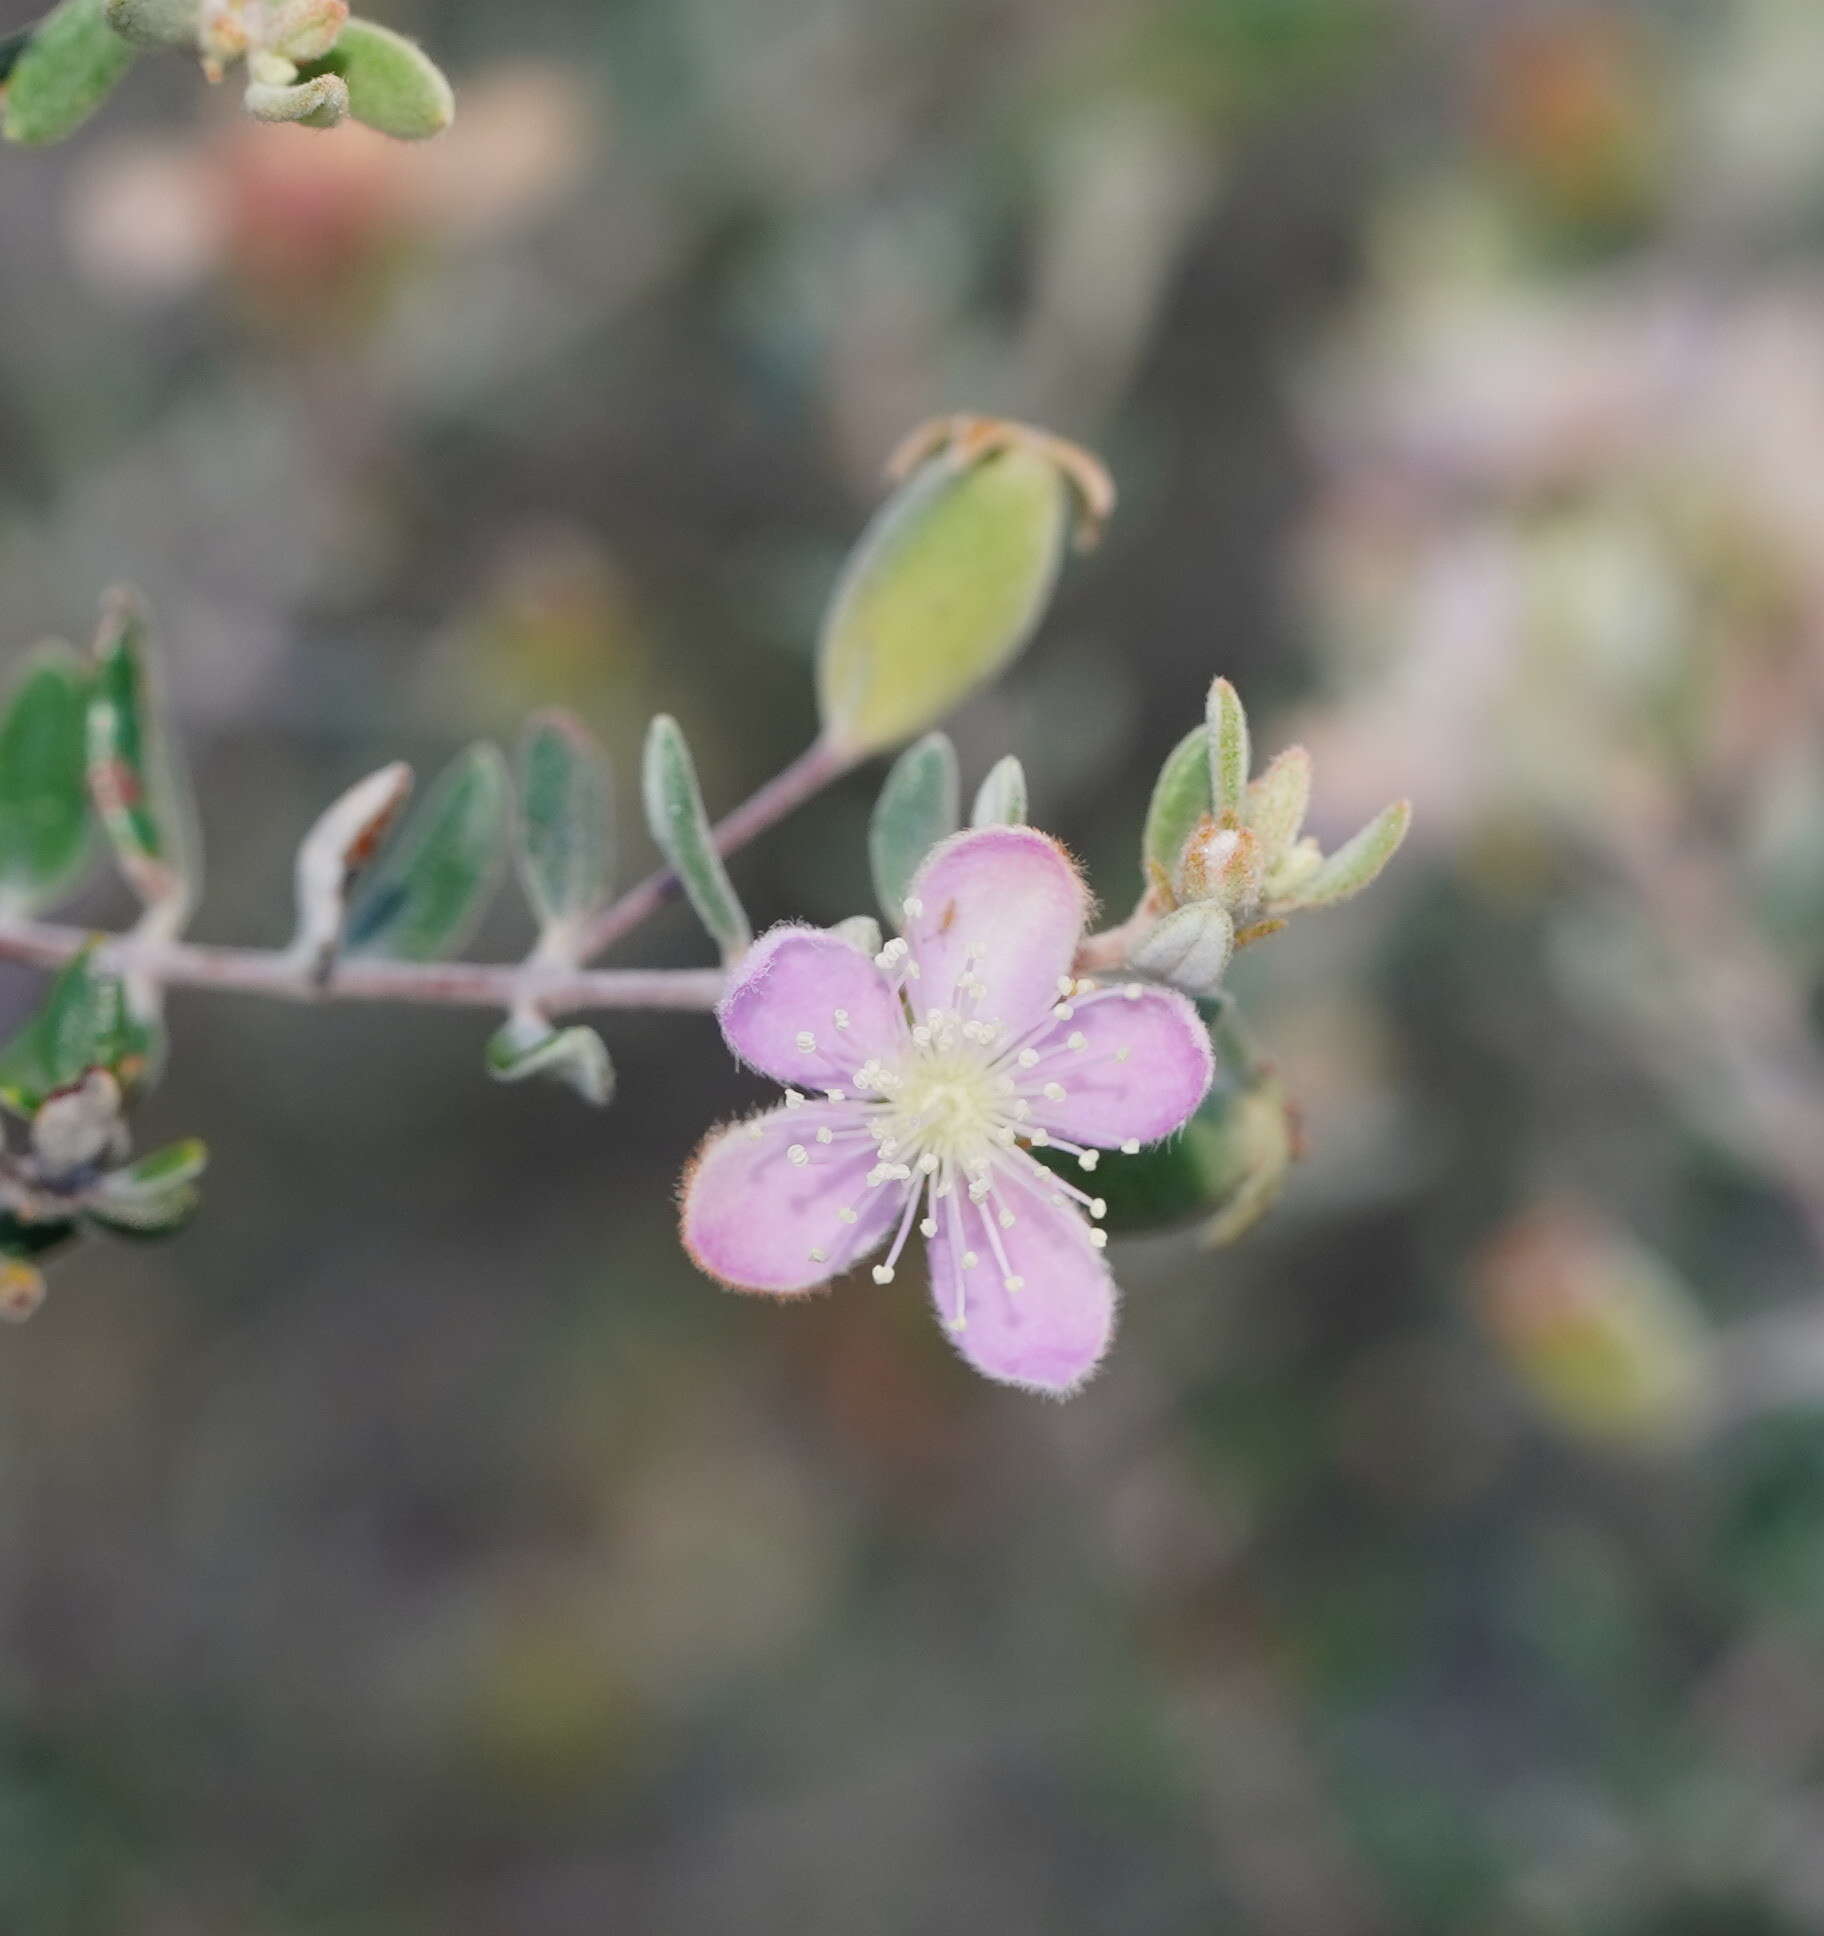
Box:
[816,418,1109,758]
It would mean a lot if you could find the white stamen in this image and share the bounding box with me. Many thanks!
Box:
[795,1030,816,1053]
[834,1008,850,1030]
[1121,1139,1140,1155]
[1067,1031,1087,1051]
[1078,1150,1100,1171]
[902,896,923,918]
[816,1127,834,1145]
[787,1144,809,1167]
[872,1265,895,1284]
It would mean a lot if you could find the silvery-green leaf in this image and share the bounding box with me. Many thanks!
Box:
[514,710,612,948]
[2,0,136,146]
[302,16,452,139]
[102,0,198,48]
[641,715,750,963]
[84,1137,206,1235]
[1206,677,1250,818]
[0,946,159,1116]
[1280,799,1412,911]
[829,914,883,957]
[345,744,508,961]
[86,588,200,930]
[291,761,413,975]
[243,69,348,126]
[1243,744,1311,868]
[1141,726,1210,891]
[970,753,1028,827]
[1129,900,1234,997]
[486,1018,614,1107]
[817,439,1070,756]
[870,732,958,928]
[0,643,92,916]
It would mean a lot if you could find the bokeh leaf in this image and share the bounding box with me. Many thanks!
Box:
[0,643,92,916]
[86,588,200,930]
[291,761,413,976]
[485,1019,614,1107]
[85,1137,207,1235]
[0,946,158,1116]
[303,15,453,139]
[515,710,612,949]
[870,732,959,927]
[1283,799,1411,910]
[641,715,750,962]
[970,753,1028,827]
[2,0,136,146]
[817,435,1071,756]
[345,743,509,962]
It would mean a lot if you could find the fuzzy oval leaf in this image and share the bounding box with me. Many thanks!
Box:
[1129,900,1234,997]
[303,16,453,138]
[869,732,959,928]
[3,0,136,146]
[292,761,413,972]
[817,445,1069,757]
[102,0,198,48]
[87,588,200,926]
[1141,727,1211,890]
[641,716,750,962]
[0,947,158,1116]
[0,644,92,916]
[515,710,612,943]
[486,1019,614,1107]
[1244,745,1311,867]
[1284,799,1412,911]
[1207,677,1251,817]
[970,753,1028,828]
[345,744,509,961]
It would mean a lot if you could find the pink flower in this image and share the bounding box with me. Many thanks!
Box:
[679,826,1214,1395]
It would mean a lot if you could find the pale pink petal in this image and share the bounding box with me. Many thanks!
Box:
[717,925,908,1090]
[1019,984,1213,1147]
[926,1162,1115,1394]
[902,827,1089,1037]
[681,1105,904,1293]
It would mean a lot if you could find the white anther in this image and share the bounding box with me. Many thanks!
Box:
[917,1152,939,1174]
[1052,1003,1074,1020]
[997,1210,1015,1230]
[784,1088,805,1108]
[795,1030,816,1053]
[1066,1031,1087,1051]
[1030,1128,1051,1147]
[838,1207,859,1224]
[1042,1082,1066,1102]
[1115,1047,1132,1063]
[1090,1197,1106,1218]
[906,961,920,979]
[816,1127,834,1145]
[1018,1049,1040,1069]
[810,1246,827,1263]
[787,1144,809,1167]
[834,1008,851,1031]
[962,1251,979,1269]
[872,1265,895,1285]
[1003,1274,1025,1292]
[1090,1230,1108,1249]
[1123,983,1143,1001]
[902,896,923,918]
[920,1218,937,1238]
[1121,1139,1140,1155]
[1057,975,1075,995]
[1078,1150,1100,1171]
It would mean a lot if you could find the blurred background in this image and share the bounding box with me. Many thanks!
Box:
[4,0,1824,1929]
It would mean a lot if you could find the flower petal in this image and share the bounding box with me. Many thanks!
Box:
[926,1161,1115,1394]
[717,925,908,1090]
[681,1105,904,1293]
[902,826,1088,1037]
[1019,984,1214,1147]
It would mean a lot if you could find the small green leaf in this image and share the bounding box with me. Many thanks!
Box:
[1207,677,1250,818]
[302,16,453,139]
[85,1137,206,1235]
[243,69,347,126]
[1128,901,1234,997]
[1141,726,1211,892]
[485,1019,614,1107]
[817,441,1070,756]
[0,1212,78,1263]
[1243,744,1311,867]
[291,761,414,975]
[970,753,1028,828]
[1281,799,1412,911]
[0,946,157,1116]
[641,716,750,962]
[345,743,509,961]
[2,0,136,146]
[0,643,92,916]
[515,711,612,948]
[102,0,198,49]
[869,732,959,928]
[87,588,200,929]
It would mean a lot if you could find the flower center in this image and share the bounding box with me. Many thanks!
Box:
[883,1042,1008,1171]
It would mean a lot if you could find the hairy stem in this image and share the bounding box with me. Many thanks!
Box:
[0,918,726,1013]
[578,735,852,963]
